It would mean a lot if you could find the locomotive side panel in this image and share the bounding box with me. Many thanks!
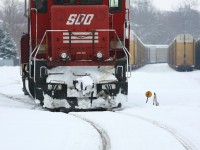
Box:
[20,34,29,64]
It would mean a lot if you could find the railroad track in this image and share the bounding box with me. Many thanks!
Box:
[1,88,195,150]
[0,92,41,110]
[0,79,41,110]
[70,113,111,150]
[115,111,197,150]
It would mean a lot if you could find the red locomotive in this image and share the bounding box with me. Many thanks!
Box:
[21,0,131,111]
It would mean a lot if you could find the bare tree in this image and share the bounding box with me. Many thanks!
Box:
[175,0,200,38]
[177,0,199,10]
[131,0,200,44]
[0,0,27,56]
[131,0,164,44]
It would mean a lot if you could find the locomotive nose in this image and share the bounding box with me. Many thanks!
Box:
[50,5,109,63]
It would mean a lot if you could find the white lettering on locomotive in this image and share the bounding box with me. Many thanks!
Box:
[66,14,94,25]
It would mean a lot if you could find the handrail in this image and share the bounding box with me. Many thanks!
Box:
[96,29,132,78]
[124,8,131,78]
[28,8,38,79]
[123,46,132,78]
[29,46,38,79]
[33,30,69,82]
[24,0,30,17]
[32,29,131,82]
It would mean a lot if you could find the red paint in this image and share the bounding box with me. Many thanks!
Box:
[21,0,130,67]
[51,5,109,61]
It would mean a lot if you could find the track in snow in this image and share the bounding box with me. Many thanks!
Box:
[70,113,111,150]
[0,92,42,110]
[115,112,197,150]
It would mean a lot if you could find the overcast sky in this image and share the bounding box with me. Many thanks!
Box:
[152,0,200,11]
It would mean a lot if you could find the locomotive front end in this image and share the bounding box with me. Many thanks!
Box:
[21,0,130,111]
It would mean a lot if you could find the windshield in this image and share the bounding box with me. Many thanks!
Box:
[109,0,121,12]
[34,0,48,13]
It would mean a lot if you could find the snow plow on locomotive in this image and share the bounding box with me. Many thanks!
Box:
[20,0,131,111]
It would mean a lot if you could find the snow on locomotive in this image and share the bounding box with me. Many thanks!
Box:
[20,0,131,111]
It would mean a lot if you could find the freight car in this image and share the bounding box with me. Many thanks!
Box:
[168,34,195,71]
[147,45,168,64]
[129,31,148,69]
[20,0,131,111]
[195,38,200,69]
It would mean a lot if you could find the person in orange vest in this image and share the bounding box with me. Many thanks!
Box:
[153,92,159,106]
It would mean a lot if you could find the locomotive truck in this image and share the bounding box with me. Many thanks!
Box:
[21,0,131,111]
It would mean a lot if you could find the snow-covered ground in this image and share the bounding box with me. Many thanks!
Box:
[0,64,200,150]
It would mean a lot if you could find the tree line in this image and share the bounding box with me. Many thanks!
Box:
[131,0,200,45]
[0,0,26,58]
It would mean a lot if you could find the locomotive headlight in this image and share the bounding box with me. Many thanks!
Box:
[60,52,67,59]
[96,51,103,59]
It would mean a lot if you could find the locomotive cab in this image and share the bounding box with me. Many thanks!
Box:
[21,0,131,111]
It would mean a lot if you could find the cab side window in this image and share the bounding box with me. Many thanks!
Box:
[80,0,102,4]
[53,0,76,5]
[109,0,121,12]
[34,0,48,13]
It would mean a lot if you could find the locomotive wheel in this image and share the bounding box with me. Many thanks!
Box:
[25,77,35,99]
